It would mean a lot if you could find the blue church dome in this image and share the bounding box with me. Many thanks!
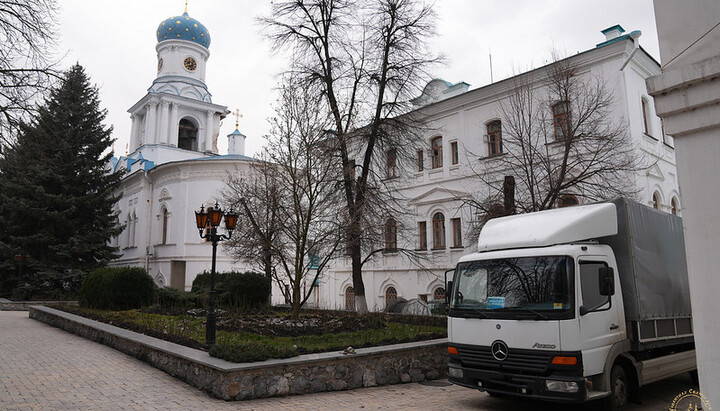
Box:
[156,11,211,49]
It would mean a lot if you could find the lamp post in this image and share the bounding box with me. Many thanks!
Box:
[194,201,238,346]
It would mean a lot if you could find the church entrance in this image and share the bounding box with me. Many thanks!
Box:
[170,260,186,290]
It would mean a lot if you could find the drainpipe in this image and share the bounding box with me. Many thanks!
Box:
[143,170,154,273]
[619,31,642,71]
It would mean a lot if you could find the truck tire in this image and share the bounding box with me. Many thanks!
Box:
[604,365,628,411]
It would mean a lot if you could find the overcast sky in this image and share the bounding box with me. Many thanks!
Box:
[57,0,659,158]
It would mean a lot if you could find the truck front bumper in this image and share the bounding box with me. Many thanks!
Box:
[448,363,589,402]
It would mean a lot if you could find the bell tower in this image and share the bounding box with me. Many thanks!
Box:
[126,4,228,158]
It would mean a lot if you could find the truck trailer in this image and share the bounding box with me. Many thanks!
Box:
[446,198,695,410]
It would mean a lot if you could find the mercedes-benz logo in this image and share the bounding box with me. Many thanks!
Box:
[491,340,509,361]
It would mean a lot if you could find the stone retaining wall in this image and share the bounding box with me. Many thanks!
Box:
[29,306,448,401]
[0,299,77,311]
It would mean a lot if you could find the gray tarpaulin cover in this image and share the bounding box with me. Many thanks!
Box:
[599,198,692,320]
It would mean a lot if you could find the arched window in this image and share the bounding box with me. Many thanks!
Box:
[671,197,679,215]
[558,194,579,208]
[345,286,355,311]
[552,101,570,140]
[641,97,651,136]
[433,287,445,300]
[652,192,661,209]
[178,118,198,151]
[126,213,132,248]
[386,148,397,179]
[384,218,397,251]
[161,207,169,244]
[432,212,446,249]
[386,286,398,306]
[431,136,443,169]
[487,120,502,156]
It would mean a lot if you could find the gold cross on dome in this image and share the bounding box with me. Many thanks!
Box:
[233,108,243,129]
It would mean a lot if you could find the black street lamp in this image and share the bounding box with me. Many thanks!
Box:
[194,201,238,346]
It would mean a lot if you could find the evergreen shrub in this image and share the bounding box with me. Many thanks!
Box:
[79,267,155,310]
[219,271,270,309]
[156,287,200,310]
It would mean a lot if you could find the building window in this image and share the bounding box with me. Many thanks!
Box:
[552,101,570,140]
[558,194,579,208]
[451,218,462,247]
[386,148,397,179]
[345,286,355,311]
[671,197,679,215]
[178,118,198,151]
[433,287,445,300]
[417,150,424,171]
[384,218,397,251]
[642,97,651,136]
[487,120,503,155]
[161,208,169,244]
[431,136,443,169]
[652,192,661,209]
[432,212,446,249]
[450,141,459,165]
[418,221,427,250]
[386,286,398,306]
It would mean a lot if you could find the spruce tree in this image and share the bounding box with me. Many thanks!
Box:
[0,64,122,299]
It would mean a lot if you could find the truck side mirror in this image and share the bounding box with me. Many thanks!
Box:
[445,280,453,305]
[599,266,615,296]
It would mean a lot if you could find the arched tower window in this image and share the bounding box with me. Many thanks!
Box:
[433,287,445,300]
[178,118,198,151]
[652,192,661,209]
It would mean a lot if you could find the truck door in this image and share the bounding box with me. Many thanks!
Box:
[578,260,624,376]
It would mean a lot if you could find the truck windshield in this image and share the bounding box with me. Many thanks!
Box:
[450,256,574,319]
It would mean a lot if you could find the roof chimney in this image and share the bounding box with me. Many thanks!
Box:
[601,25,625,41]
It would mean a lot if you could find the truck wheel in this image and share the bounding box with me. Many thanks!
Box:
[605,365,628,411]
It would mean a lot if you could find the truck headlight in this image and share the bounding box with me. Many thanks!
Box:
[545,380,579,393]
[448,366,463,378]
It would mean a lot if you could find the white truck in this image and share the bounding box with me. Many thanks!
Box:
[446,198,695,410]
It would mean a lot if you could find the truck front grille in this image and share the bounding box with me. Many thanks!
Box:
[456,344,554,375]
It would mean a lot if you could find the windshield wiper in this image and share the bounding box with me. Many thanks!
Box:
[497,307,550,320]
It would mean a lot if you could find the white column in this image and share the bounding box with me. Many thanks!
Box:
[129,114,137,152]
[169,103,179,147]
[205,110,214,152]
[145,102,157,145]
[158,101,169,145]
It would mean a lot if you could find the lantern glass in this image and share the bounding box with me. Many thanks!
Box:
[195,206,208,230]
[208,206,224,227]
[224,210,238,231]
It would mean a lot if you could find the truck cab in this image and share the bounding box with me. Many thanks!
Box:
[446,199,695,410]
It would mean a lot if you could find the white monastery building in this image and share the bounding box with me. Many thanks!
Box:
[110,8,680,312]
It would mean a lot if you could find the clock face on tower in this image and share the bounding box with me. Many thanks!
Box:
[183,57,197,72]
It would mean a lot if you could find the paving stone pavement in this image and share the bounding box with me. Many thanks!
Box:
[0,311,697,410]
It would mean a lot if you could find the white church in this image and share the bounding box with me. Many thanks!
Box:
[110,7,255,289]
[110,8,680,311]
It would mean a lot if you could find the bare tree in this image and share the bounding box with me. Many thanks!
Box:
[262,0,441,313]
[223,78,342,319]
[469,54,643,220]
[0,0,61,148]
